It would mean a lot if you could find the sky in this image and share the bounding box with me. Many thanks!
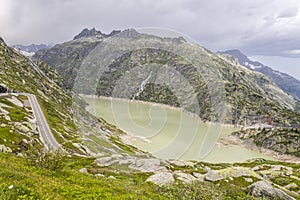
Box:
[0,0,300,79]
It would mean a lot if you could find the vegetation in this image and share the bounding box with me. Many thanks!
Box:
[0,152,271,199]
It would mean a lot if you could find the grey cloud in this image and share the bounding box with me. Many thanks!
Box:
[0,0,299,59]
[277,7,299,18]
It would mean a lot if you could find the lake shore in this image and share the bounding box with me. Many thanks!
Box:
[224,135,300,163]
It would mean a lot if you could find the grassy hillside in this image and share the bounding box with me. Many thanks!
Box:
[0,37,144,156]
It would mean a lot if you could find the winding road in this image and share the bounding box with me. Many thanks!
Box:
[25,93,61,151]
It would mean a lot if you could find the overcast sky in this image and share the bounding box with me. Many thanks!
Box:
[0,0,300,79]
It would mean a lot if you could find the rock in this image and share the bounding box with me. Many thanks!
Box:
[205,167,257,182]
[110,154,123,159]
[203,166,211,173]
[244,177,253,183]
[7,96,23,107]
[8,185,13,189]
[248,181,295,200]
[0,144,12,153]
[169,160,186,167]
[271,165,293,172]
[129,158,167,172]
[284,183,298,190]
[4,115,11,121]
[108,175,116,179]
[17,125,30,133]
[21,139,28,144]
[146,172,175,186]
[79,168,88,173]
[174,171,196,183]
[95,174,105,177]
[192,172,205,182]
[94,157,115,167]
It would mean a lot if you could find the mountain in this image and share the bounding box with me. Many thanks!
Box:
[73,27,121,40]
[2,35,300,199]
[13,43,51,53]
[34,28,121,89]
[34,29,300,126]
[217,49,300,101]
[0,36,141,156]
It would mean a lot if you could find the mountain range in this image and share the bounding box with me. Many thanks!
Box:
[33,28,300,126]
[217,49,300,101]
[12,43,51,57]
[1,29,300,199]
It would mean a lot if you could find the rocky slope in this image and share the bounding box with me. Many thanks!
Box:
[34,28,121,89]
[0,36,144,156]
[34,28,300,126]
[217,49,300,101]
[233,127,300,157]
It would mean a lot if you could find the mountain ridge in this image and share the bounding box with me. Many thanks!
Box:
[217,49,300,101]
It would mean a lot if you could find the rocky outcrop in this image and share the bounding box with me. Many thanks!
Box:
[146,172,175,186]
[173,171,196,183]
[204,167,258,182]
[94,154,167,172]
[73,28,104,40]
[0,144,12,153]
[233,128,300,157]
[73,28,121,40]
[248,181,295,200]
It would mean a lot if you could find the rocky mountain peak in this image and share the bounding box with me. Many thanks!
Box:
[73,28,103,40]
[217,49,250,64]
[73,28,121,40]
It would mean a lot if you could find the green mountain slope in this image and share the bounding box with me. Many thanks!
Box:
[0,36,141,156]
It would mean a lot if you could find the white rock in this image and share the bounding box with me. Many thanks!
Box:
[79,168,88,173]
[146,172,175,186]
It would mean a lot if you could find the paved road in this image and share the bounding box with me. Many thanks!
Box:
[25,94,61,151]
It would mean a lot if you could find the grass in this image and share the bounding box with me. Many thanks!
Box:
[0,152,268,199]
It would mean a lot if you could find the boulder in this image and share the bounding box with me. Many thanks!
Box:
[205,167,257,182]
[174,171,196,183]
[192,172,205,182]
[94,174,105,177]
[79,168,88,173]
[129,158,167,172]
[248,181,295,200]
[0,144,12,153]
[146,172,175,186]
[94,157,116,167]
[284,183,298,190]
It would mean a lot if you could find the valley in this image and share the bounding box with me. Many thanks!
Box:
[1,26,300,199]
